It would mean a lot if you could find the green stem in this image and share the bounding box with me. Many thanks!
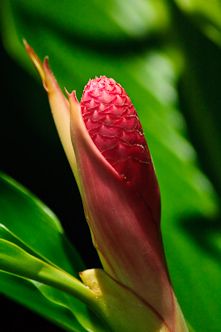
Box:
[0,239,96,307]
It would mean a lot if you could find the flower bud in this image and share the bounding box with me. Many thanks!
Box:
[24,41,188,332]
[81,76,161,224]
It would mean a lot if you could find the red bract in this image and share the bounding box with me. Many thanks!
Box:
[71,76,176,330]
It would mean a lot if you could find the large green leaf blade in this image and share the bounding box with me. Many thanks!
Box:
[0,174,108,332]
[0,172,83,275]
[6,0,170,42]
[0,271,87,332]
[165,215,221,332]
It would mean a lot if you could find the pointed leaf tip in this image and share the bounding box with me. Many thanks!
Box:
[23,39,45,85]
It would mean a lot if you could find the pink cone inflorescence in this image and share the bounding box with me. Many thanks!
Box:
[81,76,150,194]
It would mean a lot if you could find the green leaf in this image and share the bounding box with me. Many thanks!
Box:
[0,173,108,332]
[0,172,84,275]
[0,238,91,302]
[174,0,221,46]
[0,238,109,332]
[0,239,177,332]
[3,0,170,43]
[0,272,86,332]
[0,236,178,332]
